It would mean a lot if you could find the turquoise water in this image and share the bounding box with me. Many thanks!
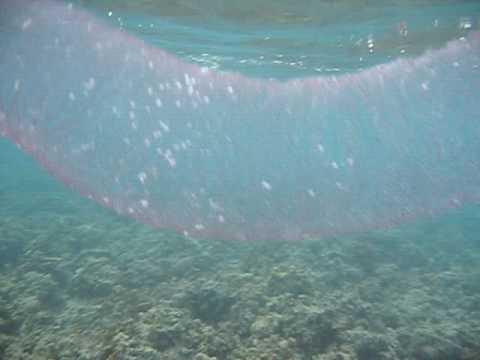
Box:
[94,0,480,77]
[1,1,480,359]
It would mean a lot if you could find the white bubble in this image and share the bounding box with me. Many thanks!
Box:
[22,18,32,30]
[83,77,96,91]
[459,17,472,30]
[307,189,316,197]
[209,198,223,212]
[140,199,149,208]
[347,157,355,166]
[317,144,325,153]
[331,161,339,169]
[159,121,169,132]
[166,157,176,168]
[194,223,205,231]
[367,36,375,53]
[164,149,176,168]
[261,180,272,191]
[138,172,147,184]
[155,98,163,108]
[184,73,190,85]
[68,92,76,101]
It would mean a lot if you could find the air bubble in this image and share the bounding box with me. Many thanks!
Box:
[261,180,272,191]
[83,77,96,91]
[138,172,147,184]
[22,18,32,30]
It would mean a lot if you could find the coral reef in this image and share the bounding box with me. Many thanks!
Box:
[1,188,480,359]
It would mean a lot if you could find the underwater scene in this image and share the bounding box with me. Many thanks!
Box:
[1,0,480,359]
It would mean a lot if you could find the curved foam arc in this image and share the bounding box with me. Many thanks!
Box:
[1,1,479,241]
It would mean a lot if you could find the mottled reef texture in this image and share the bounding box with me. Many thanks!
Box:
[0,188,480,360]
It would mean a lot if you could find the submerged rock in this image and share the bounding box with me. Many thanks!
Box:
[148,326,180,351]
[182,282,235,324]
[354,332,397,360]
